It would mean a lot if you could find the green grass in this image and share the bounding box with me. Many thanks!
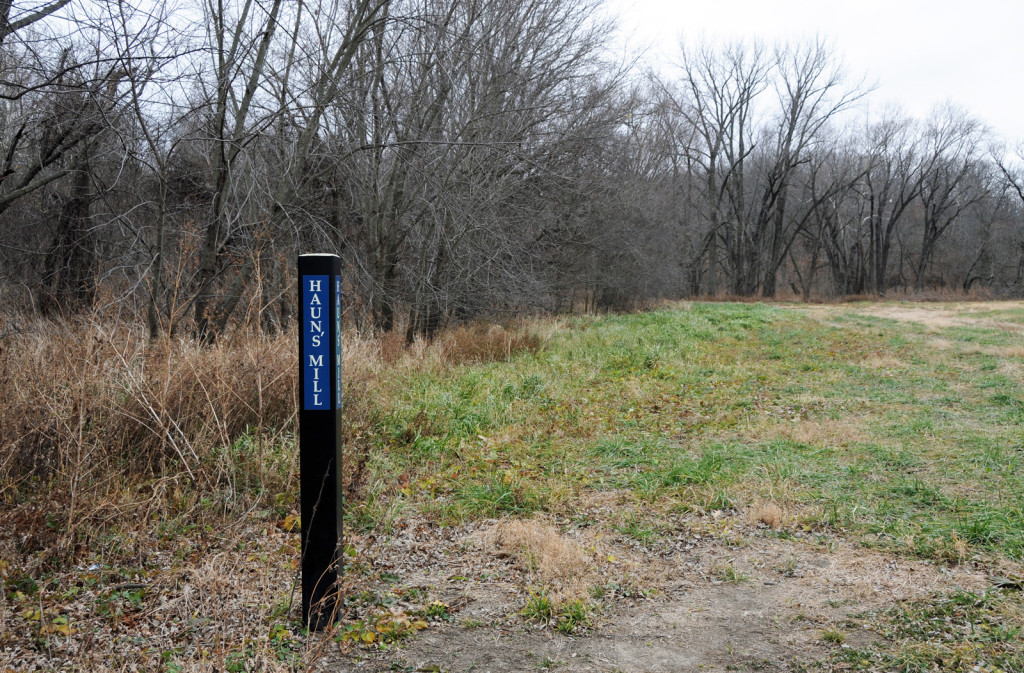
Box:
[820,627,846,645]
[554,598,593,634]
[824,590,1024,672]
[521,589,554,624]
[357,302,1024,563]
[713,563,750,583]
[614,513,658,544]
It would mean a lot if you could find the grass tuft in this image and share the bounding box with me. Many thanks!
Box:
[487,519,591,588]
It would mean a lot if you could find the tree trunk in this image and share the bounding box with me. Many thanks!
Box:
[38,156,95,315]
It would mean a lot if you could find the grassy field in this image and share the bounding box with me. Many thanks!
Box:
[363,303,1023,561]
[2,301,1023,671]
[349,301,1024,671]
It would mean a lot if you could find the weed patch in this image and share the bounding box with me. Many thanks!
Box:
[825,590,1024,672]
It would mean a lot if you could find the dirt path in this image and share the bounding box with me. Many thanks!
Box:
[323,510,986,673]
[793,301,1024,333]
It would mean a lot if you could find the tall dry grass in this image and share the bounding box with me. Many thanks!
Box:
[1,321,294,478]
[0,319,301,566]
[0,316,547,568]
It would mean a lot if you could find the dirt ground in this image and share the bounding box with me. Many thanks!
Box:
[322,505,987,673]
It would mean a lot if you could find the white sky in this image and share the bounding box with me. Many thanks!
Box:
[605,0,1024,143]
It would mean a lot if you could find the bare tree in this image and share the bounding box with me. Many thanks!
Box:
[995,144,1024,293]
[911,103,989,290]
[327,0,625,336]
[189,0,387,341]
[755,40,864,297]
[2,10,1023,326]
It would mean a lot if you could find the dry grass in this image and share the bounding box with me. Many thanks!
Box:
[0,315,548,571]
[378,329,407,364]
[746,501,785,529]
[485,519,593,598]
[374,319,549,370]
[862,353,906,369]
[808,302,1023,333]
[435,321,542,365]
[933,343,1024,360]
[779,417,872,447]
[998,359,1024,387]
[0,320,301,567]
[0,320,295,478]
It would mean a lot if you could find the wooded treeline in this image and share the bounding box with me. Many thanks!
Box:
[1,0,1023,340]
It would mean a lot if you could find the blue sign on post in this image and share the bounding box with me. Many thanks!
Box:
[303,275,329,410]
[297,255,342,630]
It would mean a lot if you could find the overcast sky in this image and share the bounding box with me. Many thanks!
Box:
[605,0,1024,144]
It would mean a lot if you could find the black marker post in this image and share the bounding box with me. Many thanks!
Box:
[297,254,343,630]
